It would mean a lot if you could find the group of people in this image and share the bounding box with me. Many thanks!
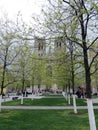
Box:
[76,86,86,98]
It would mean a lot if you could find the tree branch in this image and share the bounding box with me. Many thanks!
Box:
[88,36,98,49]
[89,52,98,69]
[90,67,98,75]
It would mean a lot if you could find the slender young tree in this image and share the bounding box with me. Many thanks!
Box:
[0,18,19,96]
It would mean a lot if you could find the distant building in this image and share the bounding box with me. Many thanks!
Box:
[54,36,66,52]
[34,36,46,57]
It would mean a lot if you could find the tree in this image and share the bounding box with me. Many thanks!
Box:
[41,0,83,94]
[62,0,98,129]
[12,41,32,93]
[62,0,98,98]
[0,17,19,96]
[43,0,98,98]
[42,0,98,129]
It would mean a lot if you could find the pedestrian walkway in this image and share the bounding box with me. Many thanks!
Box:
[1,94,44,102]
[92,98,98,103]
[1,105,98,110]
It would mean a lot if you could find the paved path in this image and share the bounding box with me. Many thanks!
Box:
[1,95,44,102]
[1,105,98,110]
[92,98,98,103]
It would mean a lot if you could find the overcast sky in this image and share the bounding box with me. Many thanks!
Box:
[0,0,46,23]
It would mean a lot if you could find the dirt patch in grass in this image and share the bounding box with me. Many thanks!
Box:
[69,111,84,115]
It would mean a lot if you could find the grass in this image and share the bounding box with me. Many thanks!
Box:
[1,96,98,130]
[42,94,63,97]
[2,95,98,107]
[2,96,94,106]
[0,109,92,130]
[2,97,67,106]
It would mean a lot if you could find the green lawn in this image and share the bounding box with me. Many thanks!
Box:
[2,95,98,107]
[2,97,67,106]
[1,96,98,130]
[0,109,94,130]
[2,96,87,106]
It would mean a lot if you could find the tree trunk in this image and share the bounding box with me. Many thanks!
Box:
[73,95,77,114]
[70,43,75,94]
[32,84,34,93]
[21,94,23,105]
[68,94,70,105]
[0,95,2,112]
[1,68,6,96]
[22,78,25,94]
[83,41,96,130]
[87,99,96,130]
[1,47,8,96]
[68,80,71,95]
[1,81,4,96]
[83,47,91,98]
[38,84,40,94]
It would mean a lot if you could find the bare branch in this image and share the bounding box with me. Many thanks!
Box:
[65,34,84,48]
[63,0,70,5]
[88,36,98,49]
[89,52,98,69]
[7,53,19,66]
[90,67,98,75]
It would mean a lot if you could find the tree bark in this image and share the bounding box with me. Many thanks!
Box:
[83,42,91,98]
[87,99,96,130]
[1,48,8,96]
